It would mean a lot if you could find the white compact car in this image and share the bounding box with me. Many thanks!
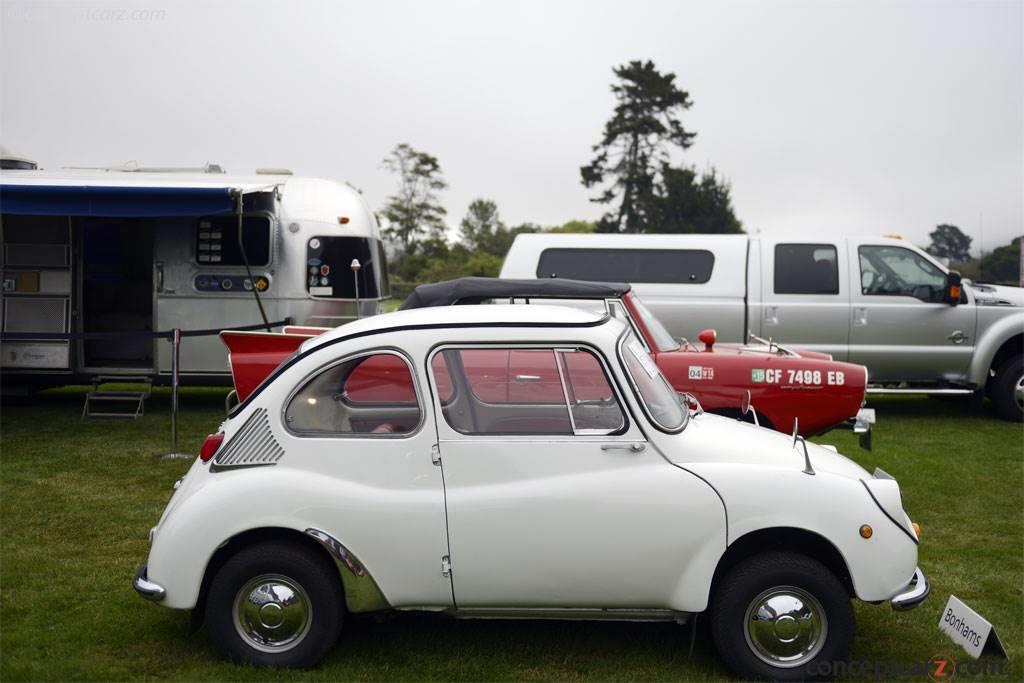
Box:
[133,305,928,681]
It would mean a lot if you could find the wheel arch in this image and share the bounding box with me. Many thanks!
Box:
[709,527,855,603]
[987,333,1023,387]
[194,526,390,626]
[970,314,1024,386]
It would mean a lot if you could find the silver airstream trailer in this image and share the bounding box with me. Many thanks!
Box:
[0,162,388,391]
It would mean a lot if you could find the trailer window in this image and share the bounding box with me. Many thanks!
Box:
[774,244,839,295]
[195,216,271,266]
[537,248,714,284]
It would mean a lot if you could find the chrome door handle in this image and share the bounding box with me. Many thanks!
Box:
[601,442,646,453]
[765,306,778,325]
[853,307,867,326]
[514,374,542,382]
[948,330,968,344]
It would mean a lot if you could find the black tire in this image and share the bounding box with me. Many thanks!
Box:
[710,552,854,682]
[990,355,1024,422]
[205,541,343,667]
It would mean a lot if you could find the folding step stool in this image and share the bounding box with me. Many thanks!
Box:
[82,376,153,419]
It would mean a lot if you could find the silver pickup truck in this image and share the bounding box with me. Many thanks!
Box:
[501,233,1024,421]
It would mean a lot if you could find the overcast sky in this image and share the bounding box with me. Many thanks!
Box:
[2,0,1021,253]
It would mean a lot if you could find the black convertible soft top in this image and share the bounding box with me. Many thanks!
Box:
[399,277,631,310]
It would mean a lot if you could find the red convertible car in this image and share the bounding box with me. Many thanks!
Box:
[221,278,873,443]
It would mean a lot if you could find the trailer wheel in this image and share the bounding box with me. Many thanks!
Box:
[991,355,1024,422]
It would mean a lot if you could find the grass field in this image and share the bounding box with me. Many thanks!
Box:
[1,387,1021,681]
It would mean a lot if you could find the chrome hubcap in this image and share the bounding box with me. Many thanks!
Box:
[1014,375,1024,411]
[744,586,827,668]
[233,573,311,652]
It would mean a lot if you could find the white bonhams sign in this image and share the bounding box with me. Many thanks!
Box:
[937,595,1007,660]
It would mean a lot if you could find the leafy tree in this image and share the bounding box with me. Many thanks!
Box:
[952,236,1022,285]
[927,224,973,263]
[459,199,505,253]
[547,220,597,233]
[655,165,743,233]
[379,143,448,249]
[581,60,696,233]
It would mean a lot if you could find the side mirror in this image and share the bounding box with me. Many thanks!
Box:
[944,271,963,306]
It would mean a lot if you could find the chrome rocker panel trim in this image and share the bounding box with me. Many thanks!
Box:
[890,566,929,611]
[133,564,166,602]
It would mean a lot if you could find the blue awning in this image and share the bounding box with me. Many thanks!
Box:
[0,184,236,217]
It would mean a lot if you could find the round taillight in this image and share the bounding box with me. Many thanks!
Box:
[200,433,225,462]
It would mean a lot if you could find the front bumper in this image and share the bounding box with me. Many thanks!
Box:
[133,564,166,602]
[890,566,929,611]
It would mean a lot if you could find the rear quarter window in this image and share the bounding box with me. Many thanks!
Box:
[537,248,714,284]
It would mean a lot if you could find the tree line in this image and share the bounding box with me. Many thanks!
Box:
[378,60,744,291]
[927,224,1021,285]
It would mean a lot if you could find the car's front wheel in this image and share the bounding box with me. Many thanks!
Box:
[710,552,854,681]
[205,541,343,667]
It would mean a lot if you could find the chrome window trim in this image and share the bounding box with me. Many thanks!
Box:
[280,347,425,440]
[425,341,632,440]
[616,330,686,435]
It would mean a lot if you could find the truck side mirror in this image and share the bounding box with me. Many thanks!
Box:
[944,271,963,306]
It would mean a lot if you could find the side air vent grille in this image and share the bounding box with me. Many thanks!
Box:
[214,408,284,467]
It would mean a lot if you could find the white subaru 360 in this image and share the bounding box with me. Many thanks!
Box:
[134,306,928,681]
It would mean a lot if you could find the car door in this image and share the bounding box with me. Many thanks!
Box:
[848,241,977,382]
[279,349,453,608]
[429,343,720,610]
[760,240,851,359]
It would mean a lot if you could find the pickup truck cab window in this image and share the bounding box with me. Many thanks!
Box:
[859,245,946,303]
[537,247,715,284]
[284,351,421,436]
[429,346,625,436]
[774,244,839,295]
[619,333,687,432]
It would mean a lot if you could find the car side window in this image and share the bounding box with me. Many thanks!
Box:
[859,245,947,302]
[285,352,421,436]
[774,244,839,295]
[430,347,625,436]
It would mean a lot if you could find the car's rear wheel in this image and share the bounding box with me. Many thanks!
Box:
[205,541,343,667]
[991,355,1024,422]
[710,552,854,681]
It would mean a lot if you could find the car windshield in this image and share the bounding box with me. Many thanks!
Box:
[626,293,680,352]
[619,332,687,432]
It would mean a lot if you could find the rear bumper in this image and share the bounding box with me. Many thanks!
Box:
[133,564,166,602]
[890,566,929,611]
[843,408,876,450]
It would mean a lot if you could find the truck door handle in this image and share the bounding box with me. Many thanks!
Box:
[765,307,778,325]
[853,307,867,326]
[948,330,968,344]
[601,442,646,453]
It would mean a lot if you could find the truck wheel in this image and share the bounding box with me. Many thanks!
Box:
[710,552,854,681]
[991,356,1024,422]
[205,541,343,667]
